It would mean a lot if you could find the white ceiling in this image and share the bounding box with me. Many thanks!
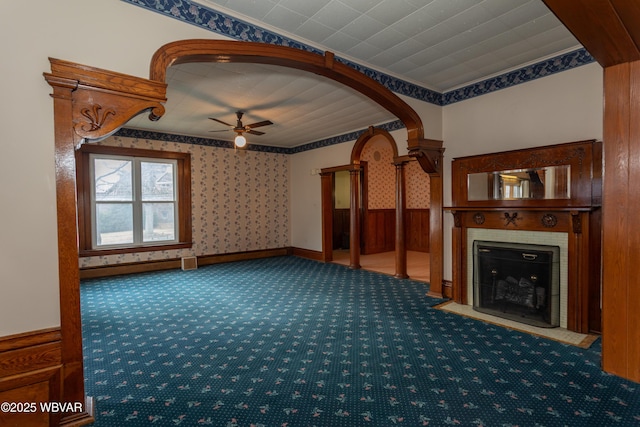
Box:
[125,0,582,148]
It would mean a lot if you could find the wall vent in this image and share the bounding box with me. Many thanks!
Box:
[181,256,197,271]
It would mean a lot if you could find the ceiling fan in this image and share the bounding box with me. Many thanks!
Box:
[209,111,273,147]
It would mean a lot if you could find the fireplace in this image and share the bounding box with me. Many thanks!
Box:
[473,240,560,328]
[448,140,602,334]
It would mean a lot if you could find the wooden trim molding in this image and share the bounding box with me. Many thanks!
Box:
[350,126,399,163]
[543,0,640,68]
[76,144,192,256]
[150,41,426,143]
[80,248,293,279]
[291,247,324,262]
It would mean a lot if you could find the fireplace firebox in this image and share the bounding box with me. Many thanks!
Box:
[473,240,560,328]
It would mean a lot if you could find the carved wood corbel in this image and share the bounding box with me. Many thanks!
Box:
[71,88,165,142]
[45,58,167,144]
[408,138,445,175]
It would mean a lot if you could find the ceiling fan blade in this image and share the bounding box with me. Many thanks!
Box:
[246,120,273,129]
[208,129,230,132]
[247,129,265,136]
[209,117,234,127]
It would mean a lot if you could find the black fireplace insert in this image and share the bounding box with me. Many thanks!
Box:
[473,240,560,328]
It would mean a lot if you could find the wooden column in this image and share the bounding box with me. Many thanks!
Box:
[540,0,640,381]
[451,212,463,304]
[408,138,444,297]
[394,158,409,278]
[44,59,167,426]
[428,172,444,298]
[349,166,361,269]
[601,61,640,381]
[47,75,91,427]
[320,172,334,262]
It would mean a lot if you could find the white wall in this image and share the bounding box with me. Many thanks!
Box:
[441,62,604,280]
[0,1,229,336]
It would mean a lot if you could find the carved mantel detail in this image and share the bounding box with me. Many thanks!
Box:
[570,211,582,234]
[503,212,520,226]
[541,213,558,228]
[473,212,485,225]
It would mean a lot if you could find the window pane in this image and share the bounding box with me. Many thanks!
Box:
[141,161,175,201]
[142,203,175,242]
[94,158,132,201]
[96,203,133,246]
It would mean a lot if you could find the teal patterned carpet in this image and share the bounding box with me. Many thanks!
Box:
[81,256,639,426]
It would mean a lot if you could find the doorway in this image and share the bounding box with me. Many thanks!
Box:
[332,170,351,252]
[322,128,430,281]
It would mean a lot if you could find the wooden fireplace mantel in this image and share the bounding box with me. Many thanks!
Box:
[447,140,602,334]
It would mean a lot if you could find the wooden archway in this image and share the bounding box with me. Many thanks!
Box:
[43,40,443,423]
[343,127,403,274]
[157,39,443,295]
[321,126,437,282]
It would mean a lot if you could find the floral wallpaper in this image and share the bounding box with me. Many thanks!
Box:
[406,160,430,209]
[361,137,395,210]
[80,136,290,268]
[360,137,430,210]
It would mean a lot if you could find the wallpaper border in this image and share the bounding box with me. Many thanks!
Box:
[118,119,405,154]
[121,0,596,150]
[124,0,595,105]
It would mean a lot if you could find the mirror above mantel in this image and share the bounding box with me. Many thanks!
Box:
[467,165,571,201]
[450,140,601,209]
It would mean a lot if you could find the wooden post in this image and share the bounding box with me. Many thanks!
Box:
[394,158,409,278]
[349,166,361,269]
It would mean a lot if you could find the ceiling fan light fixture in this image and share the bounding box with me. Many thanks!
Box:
[234,134,247,148]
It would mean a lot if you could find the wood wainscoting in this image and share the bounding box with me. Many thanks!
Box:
[362,209,430,255]
[332,208,350,250]
[363,209,395,254]
[406,209,430,252]
[0,328,91,427]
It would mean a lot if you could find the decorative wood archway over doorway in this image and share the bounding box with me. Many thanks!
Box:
[42,40,443,424]
[320,126,434,281]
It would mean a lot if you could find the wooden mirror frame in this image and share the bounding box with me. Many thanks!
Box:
[43,40,443,424]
